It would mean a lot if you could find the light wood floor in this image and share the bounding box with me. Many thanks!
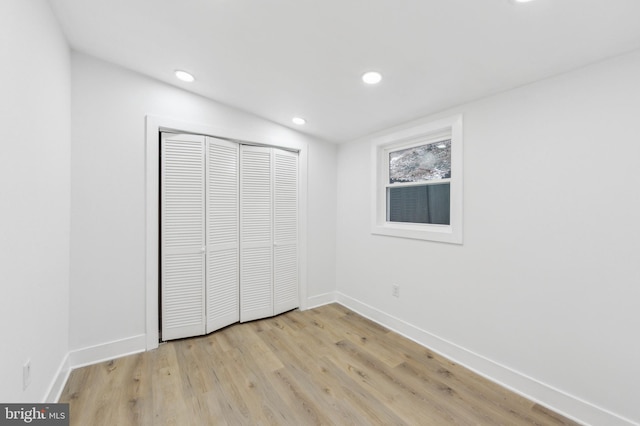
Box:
[60,304,580,425]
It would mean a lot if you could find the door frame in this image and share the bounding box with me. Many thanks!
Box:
[145,115,308,350]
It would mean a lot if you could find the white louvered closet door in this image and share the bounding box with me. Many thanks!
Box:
[239,145,274,322]
[273,148,299,315]
[161,133,206,341]
[205,137,240,333]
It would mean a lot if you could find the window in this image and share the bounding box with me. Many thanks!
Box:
[372,115,463,243]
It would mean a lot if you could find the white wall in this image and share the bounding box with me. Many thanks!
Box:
[336,50,640,425]
[0,0,70,402]
[70,53,336,353]
[307,141,337,305]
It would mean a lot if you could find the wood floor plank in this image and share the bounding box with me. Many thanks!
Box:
[59,304,581,426]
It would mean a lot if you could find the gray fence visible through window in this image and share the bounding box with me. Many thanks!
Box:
[387,183,450,225]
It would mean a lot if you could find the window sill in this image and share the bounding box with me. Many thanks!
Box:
[372,222,462,244]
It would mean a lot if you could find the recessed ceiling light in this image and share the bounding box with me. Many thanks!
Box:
[362,71,382,85]
[292,117,306,125]
[511,0,536,3]
[175,70,195,82]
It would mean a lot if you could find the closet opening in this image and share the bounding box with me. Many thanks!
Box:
[158,132,300,342]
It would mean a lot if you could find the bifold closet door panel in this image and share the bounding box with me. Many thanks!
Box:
[206,137,240,333]
[273,149,299,315]
[161,133,206,341]
[239,145,273,322]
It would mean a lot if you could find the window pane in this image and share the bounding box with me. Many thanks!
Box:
[387,183,450,225]
[389,139,451,183]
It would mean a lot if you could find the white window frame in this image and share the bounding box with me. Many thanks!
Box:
[371,114,463,244]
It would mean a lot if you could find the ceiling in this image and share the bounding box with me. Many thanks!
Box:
[48,0,640,143]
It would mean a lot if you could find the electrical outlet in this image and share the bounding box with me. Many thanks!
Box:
[23,360,31,390]
[392,285,400,298]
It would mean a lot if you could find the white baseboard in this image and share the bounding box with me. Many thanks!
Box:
[44,353,70,403]
[305,291,336,310]
[43,335,146,402]
[68,334,146,370]
[335,292,637,426]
